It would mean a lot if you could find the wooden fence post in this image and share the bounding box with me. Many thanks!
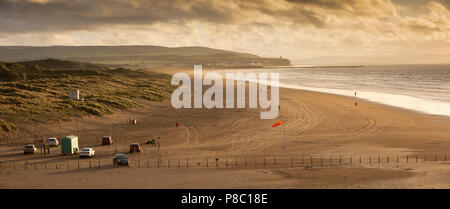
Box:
[387,156,390,163]
[339,156,342,165]
[320,156,323,166]
[425,155,427,162]
[369,156,371,164]
[168,159,171,168]
[407,156,408,163]
[350,156,352,165]
[359,156,361,164]
[274,157,276,166]
[187,158,189,168]
[416,155,418,162]
[310,156,313,165]
[235,158,238,168]
[397,156,399,163]
[98,160,101,169]
[178,159,180,168]
[378,156,380,163]
[301,155,304,165]
[291,156,294,168]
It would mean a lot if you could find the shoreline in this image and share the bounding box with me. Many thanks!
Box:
[279,83,450,119]
[201,67,450,119]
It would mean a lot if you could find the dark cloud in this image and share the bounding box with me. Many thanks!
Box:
[0,0,239,33]
[286,0,349,9]
[0,0,364,33]
[0,0,447,35]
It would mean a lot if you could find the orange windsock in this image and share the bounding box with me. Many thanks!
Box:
[272,120,283,127]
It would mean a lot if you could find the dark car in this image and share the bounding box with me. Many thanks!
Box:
[129,143,141,153]
[102,136,113,145]
[113,154,129,166]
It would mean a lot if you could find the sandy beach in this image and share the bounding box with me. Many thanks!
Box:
[1,84,450,188]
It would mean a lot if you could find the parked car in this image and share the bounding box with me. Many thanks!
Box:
[113,154,129,165]
[102,136,113,145]
[46,137,59,147]
[79,147,95,158]
[24,144,37,154]
[129,143,141,153]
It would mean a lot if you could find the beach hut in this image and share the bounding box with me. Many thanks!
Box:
[69,90,80,100]
[61,135,79,155]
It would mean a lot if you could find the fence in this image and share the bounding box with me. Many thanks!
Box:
[0,154,448,171]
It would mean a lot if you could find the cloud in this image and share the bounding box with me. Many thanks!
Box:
[0,0,414,32]
[0,0,448,61]
[0,0,249,33]
[401,2,450,35]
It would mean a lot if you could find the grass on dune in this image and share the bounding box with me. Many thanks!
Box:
[0,59,175,136]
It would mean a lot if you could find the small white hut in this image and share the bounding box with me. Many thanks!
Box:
[69,90,80,100]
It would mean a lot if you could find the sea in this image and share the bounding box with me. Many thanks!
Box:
[220,64,450,117]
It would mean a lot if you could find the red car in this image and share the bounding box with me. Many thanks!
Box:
[102,136,113,145]
[129,143,141,153]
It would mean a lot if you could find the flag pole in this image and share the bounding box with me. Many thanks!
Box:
[283,119,286,150]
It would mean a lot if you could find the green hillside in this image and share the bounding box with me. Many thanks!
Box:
[0,46,291,67]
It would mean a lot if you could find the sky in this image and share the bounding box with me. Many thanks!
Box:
[0,0,449,63]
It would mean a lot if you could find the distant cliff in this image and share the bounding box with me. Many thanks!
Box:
[0,46,291,68]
